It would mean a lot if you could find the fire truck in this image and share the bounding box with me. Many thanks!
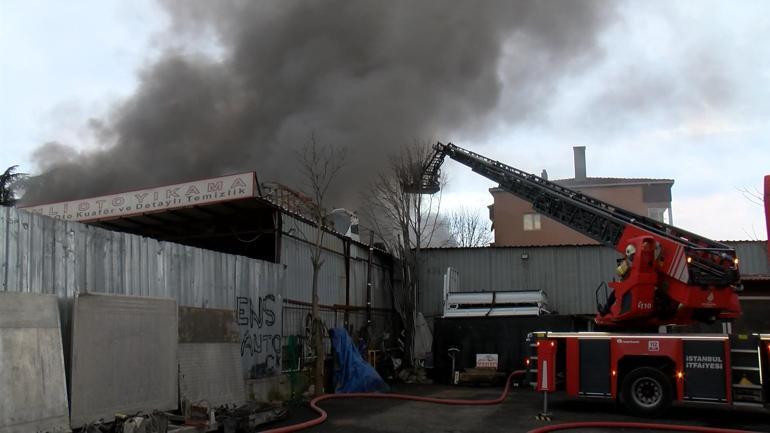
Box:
[413,142,769,416]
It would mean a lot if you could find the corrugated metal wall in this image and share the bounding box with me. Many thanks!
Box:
[6,201,757,336]
[1,206,281,308]
[279,214,394,343]
[1,206,396,383]
[419,245,626,319]
[726,241,769,274]
[418,241,769,321]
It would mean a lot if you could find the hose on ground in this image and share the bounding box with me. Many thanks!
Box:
[258,370,756,433]
[258,370,523,433]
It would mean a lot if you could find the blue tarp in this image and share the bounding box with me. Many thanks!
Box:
[331,327,389,393]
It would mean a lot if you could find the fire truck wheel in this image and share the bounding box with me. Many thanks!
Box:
[620,367,672,417]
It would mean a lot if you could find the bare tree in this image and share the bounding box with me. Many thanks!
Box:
[0,166,25,206]
[362,142,444,366]
[446,206,492,247]
[738,185,768,240]
[297,136,346,396]
[739,186,766,207]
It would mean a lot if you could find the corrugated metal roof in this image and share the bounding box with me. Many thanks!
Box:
[265,193,389,255]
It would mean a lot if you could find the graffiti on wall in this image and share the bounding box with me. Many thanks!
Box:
[237,294,282,378]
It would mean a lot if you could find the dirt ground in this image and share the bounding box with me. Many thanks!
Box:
[263,383,770,433]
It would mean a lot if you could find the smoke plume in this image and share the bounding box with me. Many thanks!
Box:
[23,0,613,207]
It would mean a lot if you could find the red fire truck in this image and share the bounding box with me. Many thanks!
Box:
[529,332,768,415]
[413,142,769,415]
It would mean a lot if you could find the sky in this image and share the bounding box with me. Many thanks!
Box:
[0,0,768,241]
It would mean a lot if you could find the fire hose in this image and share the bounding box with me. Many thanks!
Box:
[258,370,757,433]
[258,370,522,433]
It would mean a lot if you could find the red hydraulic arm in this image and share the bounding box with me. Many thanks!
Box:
[411,142,741,328]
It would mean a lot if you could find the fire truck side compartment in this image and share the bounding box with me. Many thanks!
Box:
[682,340,728,402]
[579,339,611,396]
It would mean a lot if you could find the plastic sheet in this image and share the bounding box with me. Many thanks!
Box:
[331,328,389,393]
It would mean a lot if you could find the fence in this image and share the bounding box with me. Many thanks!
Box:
[1,205,396,398]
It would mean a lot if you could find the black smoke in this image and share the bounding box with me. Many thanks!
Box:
[22,0,614,206]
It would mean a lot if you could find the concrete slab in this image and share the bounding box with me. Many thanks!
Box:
[178,307,245,407]
[0,292,69,433]
[69,294,177,428]
[179,343,246,407]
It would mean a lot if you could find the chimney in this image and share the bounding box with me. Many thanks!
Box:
[764,174,770,264]
[573,146,586,180]
[541,169,548,180]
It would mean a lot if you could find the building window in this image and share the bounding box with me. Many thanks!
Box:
[648,207,668,223]
[523,213,541,231]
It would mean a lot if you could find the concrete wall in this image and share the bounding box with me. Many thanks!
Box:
[0,292,69,433]
[69,294,178,427]
[178,307,246,407]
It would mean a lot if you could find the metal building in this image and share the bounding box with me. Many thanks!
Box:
[16,173,397,342]
[418,241,769,326]
[2,183,396,416]
[418,244,618,320]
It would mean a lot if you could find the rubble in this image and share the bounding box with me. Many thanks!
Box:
[216,401,288,433]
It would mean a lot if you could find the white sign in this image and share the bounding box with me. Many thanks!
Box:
[685,355,723,370]
[476,353,499,369]
[20,172,256,222]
